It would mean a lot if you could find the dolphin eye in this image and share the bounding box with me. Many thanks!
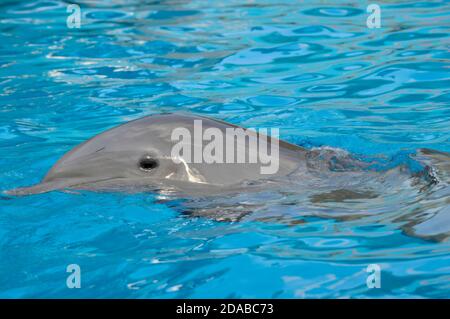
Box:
[139,156,159,171]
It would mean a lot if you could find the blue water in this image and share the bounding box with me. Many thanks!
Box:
[1,0,450,298]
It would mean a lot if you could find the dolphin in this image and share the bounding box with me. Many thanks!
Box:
[4,113,450,240]
[5,113,449,199]
[5,113,307,196]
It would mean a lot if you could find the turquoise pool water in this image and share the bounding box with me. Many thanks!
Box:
[1,0,450,298]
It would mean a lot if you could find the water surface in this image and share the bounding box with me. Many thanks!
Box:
[0,0,449,298]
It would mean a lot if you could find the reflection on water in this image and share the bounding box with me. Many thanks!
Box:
[0,0,449,298]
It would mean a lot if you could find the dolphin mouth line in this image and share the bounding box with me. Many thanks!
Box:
[4,176,127,196]
[4,174,219,196]
[66,176,130,189]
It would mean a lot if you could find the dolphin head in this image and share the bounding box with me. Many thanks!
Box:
[5,114,204,195]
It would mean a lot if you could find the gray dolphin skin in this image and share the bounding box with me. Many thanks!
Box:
[5,113,306,196]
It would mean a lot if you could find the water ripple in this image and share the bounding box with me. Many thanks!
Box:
[0,0,449,298]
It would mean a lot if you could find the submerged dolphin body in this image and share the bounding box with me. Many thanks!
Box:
[5,113,306,196]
